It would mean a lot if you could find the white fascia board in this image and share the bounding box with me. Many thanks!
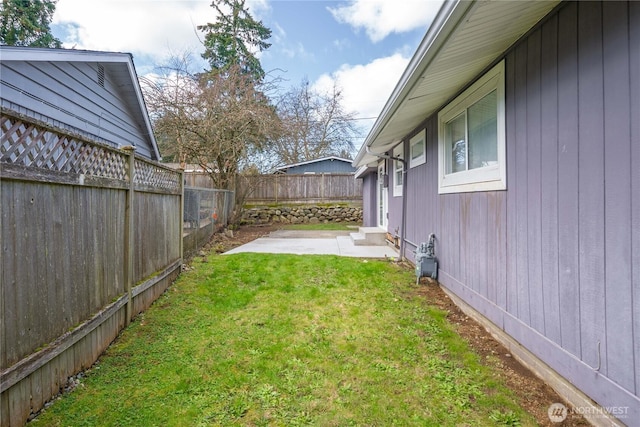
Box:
[0,46,131,64]
[277,156,353,171]
[125,56,162,161]
[353,0,472,168]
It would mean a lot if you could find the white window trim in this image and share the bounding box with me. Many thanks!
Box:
[437,61,506,194]
[392,144,404,197]
[409,129,426,168]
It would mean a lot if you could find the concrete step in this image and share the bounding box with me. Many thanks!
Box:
[349,232,368,246]
[350,227,388,246]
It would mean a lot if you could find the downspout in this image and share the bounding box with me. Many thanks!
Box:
[365,144,408,261]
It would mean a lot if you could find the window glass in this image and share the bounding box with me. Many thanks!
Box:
[393,144,404,197]
[468,90,497,169]
[409,130,426,168]
[395,159,403,186]
[411,139,423,160]
[437,60,505,194]
[446,113,466,174]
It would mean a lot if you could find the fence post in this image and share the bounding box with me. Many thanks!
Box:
[179,168,184,266]
[275,174,278,204]
[122,146,135,325]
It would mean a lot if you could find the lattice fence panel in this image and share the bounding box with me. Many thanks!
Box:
[1,113,128,181]
[134,158,181,193]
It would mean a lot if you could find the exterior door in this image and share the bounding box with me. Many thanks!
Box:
[377,162,388,229]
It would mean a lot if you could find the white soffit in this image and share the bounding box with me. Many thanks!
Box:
[363,0,560,159]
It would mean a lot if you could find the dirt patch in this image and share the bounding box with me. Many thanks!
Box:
[197,223,279,255]
[414,279,589,426]
[206,225,589,426]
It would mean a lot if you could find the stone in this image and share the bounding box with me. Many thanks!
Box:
[241,204,363,225]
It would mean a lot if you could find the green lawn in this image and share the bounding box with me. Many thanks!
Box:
[35,253,533,426]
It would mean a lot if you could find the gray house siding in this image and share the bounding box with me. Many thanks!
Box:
[388,166,403,239]
[390,0,639,419]
[361,173,377,227]
[278,158,355,174]
[1,58,155,160]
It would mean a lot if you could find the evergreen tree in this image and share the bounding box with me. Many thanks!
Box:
[198,0,271,82]
[0,0,61,47]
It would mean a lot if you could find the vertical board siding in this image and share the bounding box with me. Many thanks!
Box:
[513,41,530,325]
[526,28,545,335]
[504,53,518,317]
[631,0,640,397]
[405,120,437,252]
[602,0,635,392]
[491,191,507,312]
[577,0,607,372]
[556,2,581,357]
[400,0,639,415]
[361,174,377,227]
[539,14,562,346]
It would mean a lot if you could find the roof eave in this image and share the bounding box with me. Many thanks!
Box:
[125,57,162,161]
[353,0,470,167]
[353,0,561,169]
[0,46,162,161]
[276,155,353,171]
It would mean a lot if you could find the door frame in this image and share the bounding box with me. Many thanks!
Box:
[377,161,388,229]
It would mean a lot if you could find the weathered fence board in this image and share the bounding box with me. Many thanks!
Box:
[1,110,184,426]
[239,173,361,204]
[1,181,129,366]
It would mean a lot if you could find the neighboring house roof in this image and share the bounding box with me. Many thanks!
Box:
[353,0,560,168]
[275,156,355,174]
[0,46,161,161]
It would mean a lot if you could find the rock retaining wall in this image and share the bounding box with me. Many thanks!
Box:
[241,205,363,224]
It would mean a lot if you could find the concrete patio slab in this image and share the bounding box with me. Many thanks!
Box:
[224,229,398,258]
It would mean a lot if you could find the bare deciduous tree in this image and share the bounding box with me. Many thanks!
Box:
[142,54,281,224]
[273,79,358,165]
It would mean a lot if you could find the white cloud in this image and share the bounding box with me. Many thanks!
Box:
[312,52,410,136]
[328,0,443,42]
[52,0,270,68]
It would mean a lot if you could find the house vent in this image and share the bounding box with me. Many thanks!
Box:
[97,64,105,87]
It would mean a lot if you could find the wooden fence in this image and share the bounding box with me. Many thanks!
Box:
[183,186,234,256]
[239,173,362,204]
[0,110,183,426]
[183,171,215,189]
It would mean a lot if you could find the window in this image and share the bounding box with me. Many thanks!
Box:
[393,144,404,197]
[409,129,426,168]
[438,61,506,193]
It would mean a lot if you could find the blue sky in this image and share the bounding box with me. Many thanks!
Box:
[51,0,443,142]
